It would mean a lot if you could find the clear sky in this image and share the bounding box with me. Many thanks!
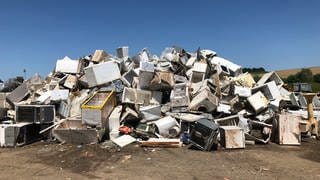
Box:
[0,0,319,80]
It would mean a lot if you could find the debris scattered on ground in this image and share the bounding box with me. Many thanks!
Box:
[0,46,319,151]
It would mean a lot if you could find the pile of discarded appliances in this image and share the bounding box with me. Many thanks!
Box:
[0,46,319,150]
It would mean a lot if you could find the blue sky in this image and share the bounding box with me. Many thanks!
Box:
[0,0,319,80]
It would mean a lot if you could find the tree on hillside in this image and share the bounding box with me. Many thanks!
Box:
[287,74,299,83]
[296,68,313,82]
[314,73,320,83]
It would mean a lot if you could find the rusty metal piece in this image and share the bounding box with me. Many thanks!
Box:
[303,93,318,136]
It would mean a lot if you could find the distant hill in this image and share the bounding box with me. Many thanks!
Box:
[275,66,320,78]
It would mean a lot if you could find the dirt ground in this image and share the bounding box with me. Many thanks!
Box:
[0,139,319,180]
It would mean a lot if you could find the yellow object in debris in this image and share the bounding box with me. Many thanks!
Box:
[303,93,318,136]
[81,91,115,110]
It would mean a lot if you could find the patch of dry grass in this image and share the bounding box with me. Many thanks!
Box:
[276,66,320,78]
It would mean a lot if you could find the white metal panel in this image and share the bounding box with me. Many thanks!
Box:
[152,116,178,136]
[84,61,121,88]
[140,61,154,72]
[257,71,284,87]
[140,105,161,121]
[112,135,136,148]
[51,89,69,101]
[64,75,78,89]
[252,81,281,100]
[277,113,301,145]
[92,50,108,62]
[234,85,251,97]
[210,56,241,73]
[217,103,231,114]
[108,105,122,132]
[220,126,245,149]
[0,126,5,147]
[58,101,70,118]
[0,123,31,147]
[69,90,89,117]
[55,56,81,74]
[122,88,152,105]
[247,91,269,113]
[193,62,208,73]
[82,109,102,126]
[116,46,129,59]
